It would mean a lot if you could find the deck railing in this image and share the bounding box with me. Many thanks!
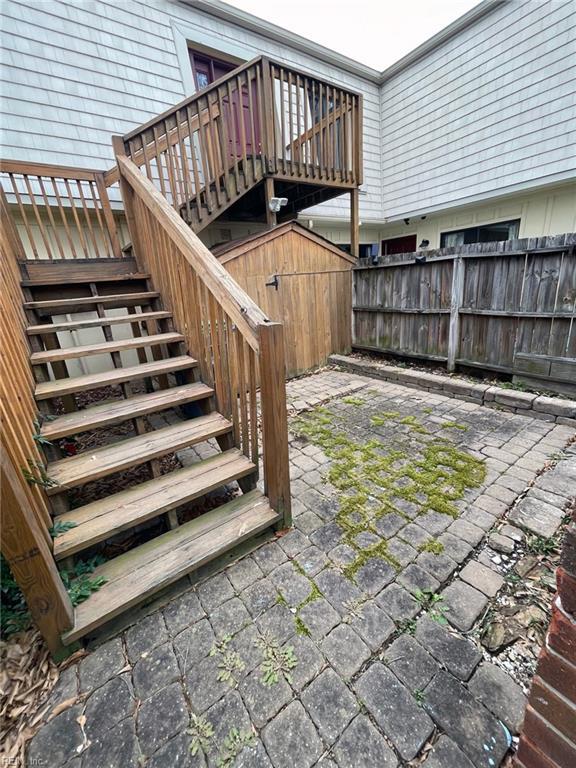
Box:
[120,56,362,224]
[114,149,291,526]
[0,187,73,654]
[0,160,123,260]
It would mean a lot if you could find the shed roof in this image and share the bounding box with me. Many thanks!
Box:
[212,221,356,265]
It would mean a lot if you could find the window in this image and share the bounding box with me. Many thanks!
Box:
[338,244,378,258]
[440,219,520,248]
[189,49,237,90]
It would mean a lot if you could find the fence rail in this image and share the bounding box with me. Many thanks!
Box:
[0,159,123,260]
[353,235,576,388]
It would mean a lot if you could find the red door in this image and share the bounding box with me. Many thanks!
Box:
[189,50,261,161]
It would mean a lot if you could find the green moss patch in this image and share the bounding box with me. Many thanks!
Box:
[291,400,486,583]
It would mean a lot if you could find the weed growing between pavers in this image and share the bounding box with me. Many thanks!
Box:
[292,403,486,583]
[210,634,245,685]
[257,633,298,685]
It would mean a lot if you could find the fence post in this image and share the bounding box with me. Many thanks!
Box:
[258,322,291,529]
[447,256,464,372]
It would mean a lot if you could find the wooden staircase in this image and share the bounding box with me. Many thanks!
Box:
[22,259,278,643]
[118,55,363,239]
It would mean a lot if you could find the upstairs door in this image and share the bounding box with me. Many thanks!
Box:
[189,50,261,164]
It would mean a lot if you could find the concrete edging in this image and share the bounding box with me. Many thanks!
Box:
[329,354,576,427]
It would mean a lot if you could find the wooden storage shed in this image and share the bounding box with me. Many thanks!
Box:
[213,222,354,378]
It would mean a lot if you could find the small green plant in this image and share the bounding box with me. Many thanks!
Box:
[49,520,77,539]
[418,539,445,555]
[441,422,468,431]
[217,728,255,768]
[414,589,448,625]
[396,617,417,635]
[189,713,214,756]
[1,554,31,636]
[33,418,53,447]
[21,458,59,489]
[59,555,107,606]
[210,635,245,686]
[525,534,559,557]
[257,633,298,686]
[414,688,426,704]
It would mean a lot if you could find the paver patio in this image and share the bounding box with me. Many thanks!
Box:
[27,370,575,768]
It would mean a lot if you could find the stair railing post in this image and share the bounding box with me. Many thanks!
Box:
[261,58,277,175]
[258,321,291,529]
[112,136,144,267]
[447,255,464,372]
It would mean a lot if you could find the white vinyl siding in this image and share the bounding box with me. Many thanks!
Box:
[0,0,382,220]
[380,0,576,219]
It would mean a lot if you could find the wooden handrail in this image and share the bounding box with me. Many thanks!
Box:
[1,159,106,181]
[115,149,291,528]
[123,56,264,142]
[116,153,267,349]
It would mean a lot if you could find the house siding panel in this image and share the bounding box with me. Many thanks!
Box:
[0,0,382,220]
[380,0,576,219]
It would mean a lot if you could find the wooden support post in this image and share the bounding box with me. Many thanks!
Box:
[1,451,74,658]
[350,188,359,259]
[447,256,464,372]
[264,177,277,228]
[112,136,144,266]
[258,322,291,529]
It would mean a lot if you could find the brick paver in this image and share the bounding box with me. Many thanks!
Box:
[28,371,575,768]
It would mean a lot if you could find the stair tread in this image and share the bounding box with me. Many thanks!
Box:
[35,355,196,399]
[41,382,213,440]
[31,332,184,364]
[47,413,232,493]
[27,311,172,334]
[24,292,159,310]
[53,448,257,559]
[21,273,151,286]
[63,488,277,643]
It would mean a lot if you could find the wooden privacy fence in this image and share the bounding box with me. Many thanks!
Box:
[114,147,291,526]
[0,188,73,654]
[0,159,123,260]
[353,235,576,389]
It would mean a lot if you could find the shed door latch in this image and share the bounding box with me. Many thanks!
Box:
[265,274,279,290]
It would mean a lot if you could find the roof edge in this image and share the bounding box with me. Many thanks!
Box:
[178,0,381,82]
[178,0,507,84]
[213,221,356,264]
[379,0,508,83]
